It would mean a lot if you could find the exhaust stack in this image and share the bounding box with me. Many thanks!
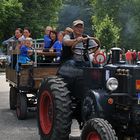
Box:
[111,47,121,64]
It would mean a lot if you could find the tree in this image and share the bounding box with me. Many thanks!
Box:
[0,0,23,39]
[18,0,63,38]
[0,0,63,41]
[92,15,121,50]
[90,0,140,50]
[117,0,140,49]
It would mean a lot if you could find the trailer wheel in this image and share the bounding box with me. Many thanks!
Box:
[37,76,72,140]
[16,93,27,120]
[9,86,17,110]
[81,118,118,140]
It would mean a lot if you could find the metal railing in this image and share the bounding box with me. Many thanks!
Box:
[6,39,60,69]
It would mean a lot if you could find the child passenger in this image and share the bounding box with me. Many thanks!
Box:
[18,37,34,64]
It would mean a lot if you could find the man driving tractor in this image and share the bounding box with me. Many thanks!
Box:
[59,19,100,78]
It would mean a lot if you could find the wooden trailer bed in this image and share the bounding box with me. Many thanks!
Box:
[6,65,58,89]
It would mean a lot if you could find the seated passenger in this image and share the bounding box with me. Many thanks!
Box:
[42,30,58,63]
[51,31,63,62]
[18,37,34,64]
[18,27,32,44]
[43,30,57,52]
[44,26,52,49]
[23,27,32,39]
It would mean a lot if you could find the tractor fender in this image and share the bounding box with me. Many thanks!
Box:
[90,89,114,118]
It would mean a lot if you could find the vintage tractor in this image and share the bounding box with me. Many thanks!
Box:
[37,46,140,140]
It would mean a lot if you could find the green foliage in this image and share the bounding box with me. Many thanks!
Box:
[90,0,140,50]
[18,0,63,38]
[92,15,121,50]
[0,0,63,41]
[117,0,140,49]
[90,0,123,20]
[1,0,140,51]
[0,0,23,39]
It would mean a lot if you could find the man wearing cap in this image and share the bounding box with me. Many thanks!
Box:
[61,20,85,62]
[61,19,98,61]
[63,19,85,48]
[58,19,99,78]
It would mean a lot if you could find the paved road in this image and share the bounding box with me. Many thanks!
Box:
[0,72,80,140]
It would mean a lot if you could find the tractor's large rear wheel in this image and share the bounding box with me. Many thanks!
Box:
[81,118,118,140]
[37,76,72,140]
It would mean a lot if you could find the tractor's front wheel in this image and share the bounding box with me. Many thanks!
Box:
[37,76,72,140]
[81,118,118,140]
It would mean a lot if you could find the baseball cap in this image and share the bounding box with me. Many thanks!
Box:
[73,19,84,26]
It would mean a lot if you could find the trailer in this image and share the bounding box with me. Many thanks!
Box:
[5,39,60,120]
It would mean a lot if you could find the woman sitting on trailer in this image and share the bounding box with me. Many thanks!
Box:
[51,31,63,62]
[42,30,62,63]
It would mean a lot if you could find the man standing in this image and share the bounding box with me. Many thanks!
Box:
[125,50,132,64]
[2,28,23,68]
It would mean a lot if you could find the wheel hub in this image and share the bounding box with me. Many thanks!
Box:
[39,91,53,135]
[87,132,101,140]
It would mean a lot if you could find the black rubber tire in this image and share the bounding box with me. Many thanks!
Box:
[16,93,27,120]
[81,118,118,140]
[37,76,72,140]
[9,86,17,110]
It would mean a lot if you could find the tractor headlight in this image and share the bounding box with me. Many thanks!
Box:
[106,77,118,91]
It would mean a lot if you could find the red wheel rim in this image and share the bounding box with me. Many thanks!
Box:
[86,132,101,140]
[39,91,53,134]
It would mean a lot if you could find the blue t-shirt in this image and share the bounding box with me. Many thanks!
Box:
[53,41,62,56]
[20,45,30,57]
[44,35,51,48]
[18,45,31,63]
